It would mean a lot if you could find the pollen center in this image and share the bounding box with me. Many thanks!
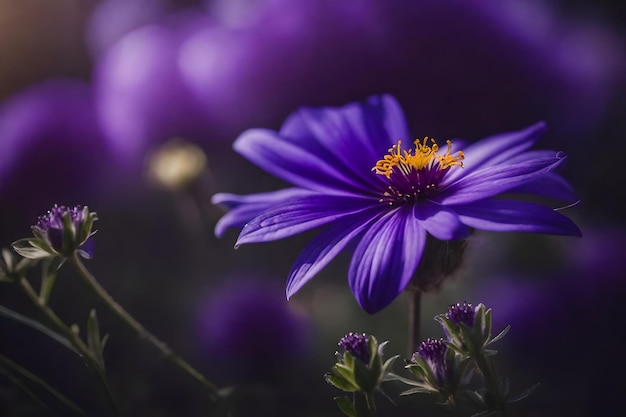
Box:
[372,137,464,204]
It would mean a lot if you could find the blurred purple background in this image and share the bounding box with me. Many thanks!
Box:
[0,0,624,416]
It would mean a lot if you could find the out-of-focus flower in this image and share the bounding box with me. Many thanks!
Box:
[13,205,97,259]
[85,0,172,57]
[212,95,581,314]
[93,11,215,168]
[0,79,113,228]
[88,0,624,170]
[182,0,624,143]
[195,277,313,383]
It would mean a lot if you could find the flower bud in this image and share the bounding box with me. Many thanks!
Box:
[12,205,97,259]
[436,302,509,357]
[325,333,398,395]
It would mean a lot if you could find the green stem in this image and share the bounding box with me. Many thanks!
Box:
[407,289,422,356]
[354,391,377,417]
[68,253,223,405]
[473,352,506,416]
[17,276,119,414]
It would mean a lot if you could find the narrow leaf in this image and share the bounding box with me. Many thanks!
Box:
[0,305,76,353]
[0,354,85,415]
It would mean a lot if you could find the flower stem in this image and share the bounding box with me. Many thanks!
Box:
[17,276,120,414]
[407,289,422,356]
[354,392,377,417]
[473,352,507,416]
[68,253,224,405]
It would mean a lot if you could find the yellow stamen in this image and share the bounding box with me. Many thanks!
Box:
[372,137,464,178]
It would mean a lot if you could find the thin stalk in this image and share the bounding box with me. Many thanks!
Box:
[407,289,422,356]
[354,391,377,417]
[473,352,507,416]
[17,277,119,414]
[68,253,223,404]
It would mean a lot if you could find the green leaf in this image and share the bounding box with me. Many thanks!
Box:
[488,325,510,345]
[12,239,52,259]
[484,308,493,343]
[508,383,539,403]
[0,354,85,415]
[335,396,357,417]
[333,363,358,386]
[400,384,438,395]
[325,373,359,392]
[86,310,107,370]
[0,305,76,353]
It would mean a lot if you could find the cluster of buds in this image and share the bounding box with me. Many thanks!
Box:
[401,302,535,415]
[12,205,98,260]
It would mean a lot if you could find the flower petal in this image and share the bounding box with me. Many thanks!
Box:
[285,95,409,179]
[236,194,375,247]
[414,201,469,241]
[233,128,368,193]
[455,199,582,236]
[286,208,382,298]
[508,172,578,202]
[437,153,566,205]
[211,188,316,237]
[443,122,546,184]
[348,206,426,314]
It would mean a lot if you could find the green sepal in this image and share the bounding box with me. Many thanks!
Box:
[436,314,465,349]
[61,211,77,255]
[483,306,493,342]
[325,371,359,392]
[12,238,53,259]
[353,355,377,393]
[488,325,510,345]
[77,207,97,244]
[334,396,357,417]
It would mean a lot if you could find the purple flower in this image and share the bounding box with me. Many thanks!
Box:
[182,0,623,145]
[93,11,214,166]
[196,276,313,382]
[0,79,114,227]
[446,302,477,327]
[413,338,448,386]
[212,95,581,314]
[338,332,370,363]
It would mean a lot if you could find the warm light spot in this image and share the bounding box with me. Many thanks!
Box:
[372,137,464,178]
[146,138,207,190]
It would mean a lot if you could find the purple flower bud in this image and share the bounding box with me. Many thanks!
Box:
[338,332,370,363]
[21,204,97,259]
[414,338,448,385]
[446,302,476,327]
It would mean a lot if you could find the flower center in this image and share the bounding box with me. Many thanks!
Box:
[372,137,464,204]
